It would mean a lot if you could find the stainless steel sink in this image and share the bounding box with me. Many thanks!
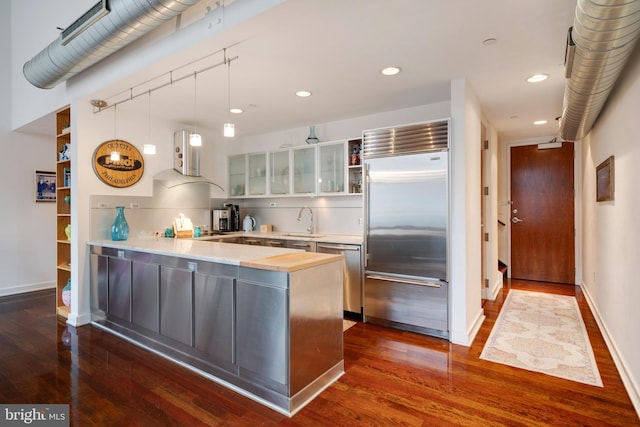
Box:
[285,233,325,238]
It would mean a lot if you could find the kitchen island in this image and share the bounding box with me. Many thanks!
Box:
[88,238,344,416]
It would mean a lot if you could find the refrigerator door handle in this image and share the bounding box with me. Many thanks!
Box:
[365,274,442,288]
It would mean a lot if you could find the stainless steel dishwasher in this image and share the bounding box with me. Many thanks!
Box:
[317,243,362,316]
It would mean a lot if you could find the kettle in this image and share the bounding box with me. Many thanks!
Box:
[243,215,256,232]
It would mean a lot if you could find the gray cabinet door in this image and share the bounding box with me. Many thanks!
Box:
[160,266,193,346]
[108,257,131,322]
[132,261,160,333]
[90,254,109,316]
[194,272,234,365]
[236,280,288,386]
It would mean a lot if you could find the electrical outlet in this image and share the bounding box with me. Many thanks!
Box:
[358,217,363,225]
[130,203,140,208]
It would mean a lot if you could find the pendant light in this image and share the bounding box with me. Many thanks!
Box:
[144,90,156,154]
[190,71,202,146]
[223,49,235,138]
[110,104,120,161]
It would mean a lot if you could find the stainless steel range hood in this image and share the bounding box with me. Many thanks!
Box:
[154,130,223,190]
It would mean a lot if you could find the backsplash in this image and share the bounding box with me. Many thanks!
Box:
[90,183,364,240]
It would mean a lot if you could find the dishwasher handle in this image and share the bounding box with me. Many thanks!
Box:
[365,274,442,288]
[317,244,360,251]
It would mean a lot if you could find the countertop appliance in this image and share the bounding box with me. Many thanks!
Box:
[223,203,240,232]
[317,243,363,317]
[212,209,231,232]
[363,119,450,339]
[212,204,240,232]
[243,215,256,232]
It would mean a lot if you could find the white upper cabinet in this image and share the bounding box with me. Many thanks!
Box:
[292,145,316,195]
[228,154,246,197]
[247,152,267,196]
[228,139,360,198]
[269,149,290,195]
[317,140,346,194]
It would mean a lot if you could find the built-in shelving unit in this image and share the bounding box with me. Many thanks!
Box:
[55,106,71,319]
[347,138,362,194]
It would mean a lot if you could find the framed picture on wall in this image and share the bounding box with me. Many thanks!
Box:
[35,170,56,202]
[596,156,614,202]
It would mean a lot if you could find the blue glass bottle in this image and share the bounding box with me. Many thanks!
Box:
[111,206,129,241]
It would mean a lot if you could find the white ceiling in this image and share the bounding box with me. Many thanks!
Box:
[73,0,580,141]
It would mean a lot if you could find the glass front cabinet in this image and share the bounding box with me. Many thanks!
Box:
[228,139,362,198]
[247,152,267,196]
[228,154,246,197]
[269,149,290,195]
[317,141,346,194]
[292,145,316,195]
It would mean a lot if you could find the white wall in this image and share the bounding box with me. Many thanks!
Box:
[449,78,484,346]
[0,1,56,297]
[10,0,284,130]
[580,45,640,414]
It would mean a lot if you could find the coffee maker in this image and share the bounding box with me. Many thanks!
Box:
[225,203,240,232]
[212,204,239,232]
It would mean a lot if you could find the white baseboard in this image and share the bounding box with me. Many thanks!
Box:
[580,282,640,417]
[451,308,486,347]
[489,273,504,301]
[67,311,93,327]
[0,281,55,298]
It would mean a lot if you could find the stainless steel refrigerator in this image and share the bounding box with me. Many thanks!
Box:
[363,120,449,339]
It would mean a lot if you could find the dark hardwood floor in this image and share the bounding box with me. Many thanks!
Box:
[1,280,638,426]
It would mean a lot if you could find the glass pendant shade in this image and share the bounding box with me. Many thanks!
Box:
[189,133,202,146]
[224,122,235,137]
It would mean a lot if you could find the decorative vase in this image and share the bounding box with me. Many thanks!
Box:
[64,224,71,240]
[62,278,71,307]
[111,206,129,241]
[305,126,319,144]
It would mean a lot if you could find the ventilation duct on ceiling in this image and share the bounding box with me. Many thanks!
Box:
[23,0,200,89]
[559,0,640,141]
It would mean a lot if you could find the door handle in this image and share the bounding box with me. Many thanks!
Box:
[512,217,524,223]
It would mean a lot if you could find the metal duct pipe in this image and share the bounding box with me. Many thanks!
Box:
[23,0,201,89]
[559,0,640,141]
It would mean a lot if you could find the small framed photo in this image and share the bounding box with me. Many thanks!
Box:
[596,156,614,202]
[35,170,56,202]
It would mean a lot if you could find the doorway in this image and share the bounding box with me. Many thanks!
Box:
[510,142,575,284]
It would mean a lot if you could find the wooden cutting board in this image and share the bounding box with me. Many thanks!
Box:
[240,252,343,272]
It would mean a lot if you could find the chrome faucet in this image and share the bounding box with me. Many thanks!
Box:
[297,206,314,234]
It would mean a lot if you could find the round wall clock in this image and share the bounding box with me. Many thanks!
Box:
[92,140,144,188]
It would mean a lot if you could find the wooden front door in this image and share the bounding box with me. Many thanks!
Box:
[510,142,574,283]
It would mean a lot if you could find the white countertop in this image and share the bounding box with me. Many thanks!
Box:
[88,237,300,266]
[194,231,363,245]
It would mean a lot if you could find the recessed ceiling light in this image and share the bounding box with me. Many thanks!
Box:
[527,74,549,83]
[534,120,548,125]
[230,108,243,114]
[381,67,401,76]
[296,90,312,97]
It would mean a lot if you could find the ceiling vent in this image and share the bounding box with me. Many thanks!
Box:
[61,0,110,46]
[559,0,640,141]
[23,0,200,89]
